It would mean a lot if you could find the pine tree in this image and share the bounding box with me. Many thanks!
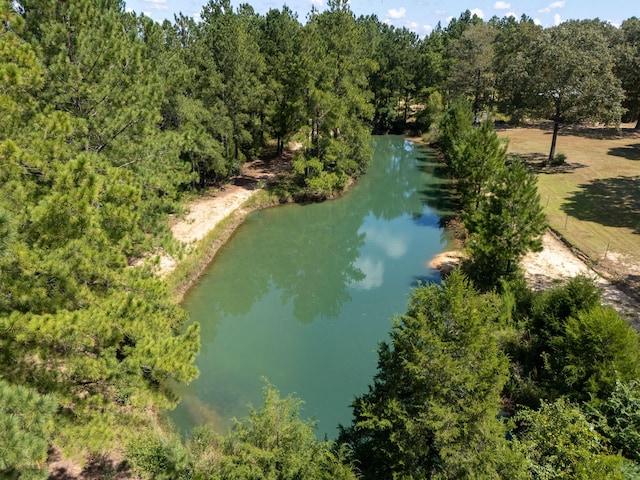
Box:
[0,379,57,479]
[453,120,507,213]
[260,7,305,155]
[447,23,497,118]
[464,158,547,287]
[200,0,266,166]
[290,1,374,197]
[340,271,526,479]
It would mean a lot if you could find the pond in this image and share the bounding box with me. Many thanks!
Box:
[171,136,453,439]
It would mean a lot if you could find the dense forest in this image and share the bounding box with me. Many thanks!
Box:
[1,0,640,477]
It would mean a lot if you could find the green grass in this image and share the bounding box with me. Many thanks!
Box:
[497,122,640,285]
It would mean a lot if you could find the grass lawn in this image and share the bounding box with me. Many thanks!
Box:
[497,122,640,294]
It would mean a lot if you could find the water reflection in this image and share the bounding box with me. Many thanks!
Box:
[191,137,441,329]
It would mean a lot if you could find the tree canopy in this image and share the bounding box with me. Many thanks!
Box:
[339,271,526,479]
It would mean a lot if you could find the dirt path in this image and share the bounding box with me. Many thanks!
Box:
[152,157,289,277]
[170,154,294,245]
[172,187,257,244]
[429,232,639,325]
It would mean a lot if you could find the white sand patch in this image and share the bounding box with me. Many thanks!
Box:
[171,187,256,244]
[522,232,639,324]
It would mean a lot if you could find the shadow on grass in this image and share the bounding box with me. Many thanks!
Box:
[508,152,587,174]
[608,144,640,161]
[561,176,640,234]
[554,124,631,140]
[498,121,638,140]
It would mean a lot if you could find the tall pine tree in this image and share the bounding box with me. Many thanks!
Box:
[340,271,526,479]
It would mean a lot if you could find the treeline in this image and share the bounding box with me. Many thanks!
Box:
[1,0,640,476]
[436,100,547,288]
[368,11,638,162]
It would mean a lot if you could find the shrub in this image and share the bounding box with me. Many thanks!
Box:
[551,152,567,166]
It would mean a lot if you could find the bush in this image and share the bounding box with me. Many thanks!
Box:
[126,434,189,480]
[550,152,567,166]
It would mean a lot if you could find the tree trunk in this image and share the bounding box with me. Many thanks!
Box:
[635,115,640,130]
[548,120,559,163]
[473,69,481,121]
[404,92,409,124]
[548,104,561,163]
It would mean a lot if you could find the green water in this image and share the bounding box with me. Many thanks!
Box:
[171,136,452,439]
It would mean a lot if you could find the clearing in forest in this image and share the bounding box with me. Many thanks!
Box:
[497,122,640,299]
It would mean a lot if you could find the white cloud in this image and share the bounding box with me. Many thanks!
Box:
[506,11,516,18]
[554,13,562,25]
[142,0,168,10]
[351,257,384,290]
[409,21,419,30]
[388,7,407,19]
[494,1,511,9]
[539,1,565,13]
[534,17,542,25]
[471,8,484,18]
[361,226,408,259]
[125,7,133,12]
[423,24,433,33]
[435,9,446,14]
[383,18,391,24]
[310,0,323,6]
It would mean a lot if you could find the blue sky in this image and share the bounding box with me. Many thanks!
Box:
[125,0,636,36]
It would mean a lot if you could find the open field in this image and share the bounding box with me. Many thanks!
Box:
[497,122,640,298]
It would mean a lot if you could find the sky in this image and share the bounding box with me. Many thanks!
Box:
[124,0,637,36]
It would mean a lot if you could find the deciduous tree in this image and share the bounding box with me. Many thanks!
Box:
[521,20,624,162]
[616,17,640,129]
[515,399,624,479]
